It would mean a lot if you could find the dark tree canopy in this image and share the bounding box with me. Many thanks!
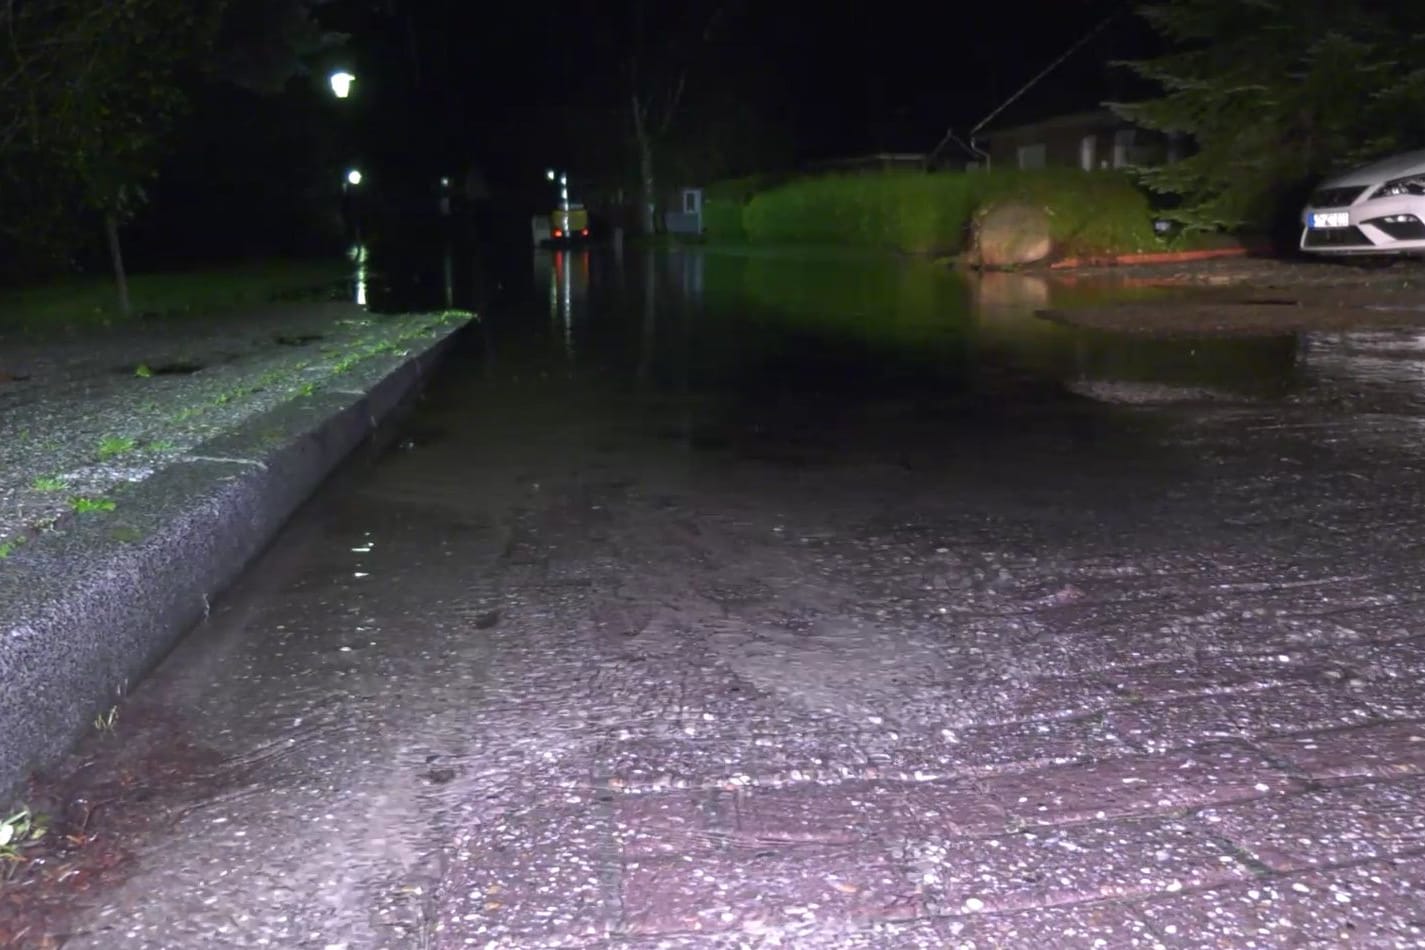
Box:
[0,0,229,274]
[1113,0,1425,231]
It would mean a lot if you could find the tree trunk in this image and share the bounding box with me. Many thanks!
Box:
[638,140,657,236]
[632,95,657,235]
[104,212,131,318]
[638,249,656,383]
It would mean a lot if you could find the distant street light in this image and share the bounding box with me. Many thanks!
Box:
[546,168,569,211]
[329,70,355,99]
[346,169,363,186]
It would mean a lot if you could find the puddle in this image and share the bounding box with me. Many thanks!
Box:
[512,248,1307,403]
[273,333,325,347]
[120,360,205,376]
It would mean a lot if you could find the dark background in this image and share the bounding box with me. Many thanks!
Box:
[126,0,1156,268]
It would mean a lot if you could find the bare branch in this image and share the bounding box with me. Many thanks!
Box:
[655,69,686,137]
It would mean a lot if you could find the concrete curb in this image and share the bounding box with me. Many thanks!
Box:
[0,317,469,798]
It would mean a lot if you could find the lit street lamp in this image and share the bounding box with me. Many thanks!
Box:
[346,169,363,187]
[329,70,355,99]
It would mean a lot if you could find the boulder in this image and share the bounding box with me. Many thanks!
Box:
[972,201,1053,269]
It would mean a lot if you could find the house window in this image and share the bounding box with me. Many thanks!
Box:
[1016,144,1046,170]
[1079,135,1097,172]
[682,189,701,214]
[1113,129,1136,169]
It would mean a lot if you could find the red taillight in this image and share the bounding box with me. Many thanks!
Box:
[581,228,589,236]
[553,228,563,237]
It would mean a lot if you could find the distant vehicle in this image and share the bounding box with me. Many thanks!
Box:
[551,204,591,244]
[531,204,591,247]
[1301,149,1425,255]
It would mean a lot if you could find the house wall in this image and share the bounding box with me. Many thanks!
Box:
[983,117,1174,172]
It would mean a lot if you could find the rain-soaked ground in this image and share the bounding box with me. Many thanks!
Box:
[8,245,1425,948]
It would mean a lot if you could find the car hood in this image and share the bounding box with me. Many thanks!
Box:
[1322,149,1425,187]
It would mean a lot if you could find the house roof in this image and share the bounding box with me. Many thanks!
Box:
[977,109,1126,141]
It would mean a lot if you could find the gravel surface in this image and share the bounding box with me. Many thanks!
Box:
[0,304,470,558]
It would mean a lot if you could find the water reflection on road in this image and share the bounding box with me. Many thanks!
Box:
[510,246,1302,408]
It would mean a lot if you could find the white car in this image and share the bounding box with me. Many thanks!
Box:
[1301,149,1425,255]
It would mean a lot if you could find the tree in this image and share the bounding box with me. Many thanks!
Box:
[211,0,342,94]
[622,0,734,234]
[0,0,226,305]
[1112,1,1425,232]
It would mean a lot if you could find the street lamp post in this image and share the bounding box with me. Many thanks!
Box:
[342,168,363,248]
[545,169,569,212]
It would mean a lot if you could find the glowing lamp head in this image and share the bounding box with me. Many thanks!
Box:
[346,169,363,186]
[329,71,355,99]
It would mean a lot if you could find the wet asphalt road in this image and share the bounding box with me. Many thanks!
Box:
[16,249,1425,947]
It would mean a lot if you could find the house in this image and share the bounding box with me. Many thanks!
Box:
[974,108,1183,172]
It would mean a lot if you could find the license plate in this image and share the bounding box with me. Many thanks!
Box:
[1311,212,1350,229]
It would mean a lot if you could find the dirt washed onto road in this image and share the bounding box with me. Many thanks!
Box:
[1042,256,1425,337]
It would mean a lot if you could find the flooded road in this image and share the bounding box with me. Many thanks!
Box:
[16,248,1425,947]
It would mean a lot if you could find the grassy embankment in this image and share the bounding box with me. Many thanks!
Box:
[0,259,351,336]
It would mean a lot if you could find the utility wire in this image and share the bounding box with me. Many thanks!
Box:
[929,3,1130,166]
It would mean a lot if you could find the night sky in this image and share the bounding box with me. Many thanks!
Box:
[325,0,1153,180]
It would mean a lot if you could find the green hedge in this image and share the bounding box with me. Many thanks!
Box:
[977,168,1160,257]
[735,169,1159,258]
[702,173,796,242]
[702,197,749,241]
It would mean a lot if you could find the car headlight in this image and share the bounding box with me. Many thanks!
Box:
[1372,175,1425,199]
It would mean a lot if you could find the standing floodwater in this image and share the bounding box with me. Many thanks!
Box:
[14,245,1425,948]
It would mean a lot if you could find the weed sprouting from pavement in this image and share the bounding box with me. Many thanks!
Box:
[31,476,65,492]
[93,706,118,734]
[0,808,48,874]
[71,497,116,514]
[170,405,204,423]
[97,436,136,459]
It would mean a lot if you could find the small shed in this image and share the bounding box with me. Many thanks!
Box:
[664,188,704,236]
